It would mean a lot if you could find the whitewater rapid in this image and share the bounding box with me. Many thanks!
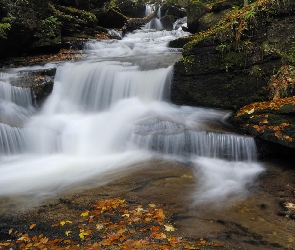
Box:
[0,16,264,205]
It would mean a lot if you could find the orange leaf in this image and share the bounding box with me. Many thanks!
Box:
[213,243,224,247]
[29,224,36,230]
[253,125,259,130]
[92,242,99,247]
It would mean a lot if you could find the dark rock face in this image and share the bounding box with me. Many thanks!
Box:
[172,3,295,108]
[186,2,209,33]
[95,8,127,29]
[161,5,186,19]
[171,38,273,109]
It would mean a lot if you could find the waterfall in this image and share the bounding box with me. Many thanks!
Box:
[145,4,155,16]
[157,6,162,18]
[43,61,173,113]
[0,13,264,204]
[0,80,35,142]
[173,16,187,30]
[0,123,27,154]
[131,130,257,162]
[0,81,32,107]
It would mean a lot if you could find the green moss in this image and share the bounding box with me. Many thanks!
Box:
[0,22,11,39]
[57,5,97,24]
[184,0,291,57]
[222,51,245,69]
[179,56,195,73]
[40,16,61,38]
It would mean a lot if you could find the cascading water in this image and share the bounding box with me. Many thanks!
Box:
[0,10,263,205]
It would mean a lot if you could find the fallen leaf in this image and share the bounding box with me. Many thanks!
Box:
[60,220,72,226]
[96,223,104,230]
[79,229,89,239]
[29,224,36,230]
[40,237,49,244]
[164,224,176,232]
[80,211,89,217]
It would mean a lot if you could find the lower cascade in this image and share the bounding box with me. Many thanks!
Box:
[0,17,264,204]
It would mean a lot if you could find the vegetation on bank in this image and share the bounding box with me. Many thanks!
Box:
[184,0,293,55]
[0,0,146,57]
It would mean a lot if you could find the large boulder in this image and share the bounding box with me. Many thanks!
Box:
[171,0,295,151]
[186,0,239,33]
[172,0,295,109]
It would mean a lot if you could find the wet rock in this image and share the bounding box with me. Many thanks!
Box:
[172,1,295,109]
[230,96,295,152]
[169,36,193,48]
[9,67,56,107]
[186,2,209,33]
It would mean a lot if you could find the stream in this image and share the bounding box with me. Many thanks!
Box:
[0,7,295,249]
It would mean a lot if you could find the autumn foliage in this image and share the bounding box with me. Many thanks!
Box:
[0,198,224,249]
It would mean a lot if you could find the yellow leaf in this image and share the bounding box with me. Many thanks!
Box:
[164,224,176,232]
[79,229,89,239]
[80,211,89,217]
[247,108,254,114]
[148,204,156,208]
[60,220,72,226]
[65,230,71,236]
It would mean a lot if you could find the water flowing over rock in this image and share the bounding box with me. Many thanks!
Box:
[0,9,263,205]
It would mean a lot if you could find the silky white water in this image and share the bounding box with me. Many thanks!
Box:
[0,17,263,205]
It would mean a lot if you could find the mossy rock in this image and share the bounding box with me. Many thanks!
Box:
[95,7,127,29]
[230,97,295,151]
[186,1,209,33]
[118,0,146,18]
